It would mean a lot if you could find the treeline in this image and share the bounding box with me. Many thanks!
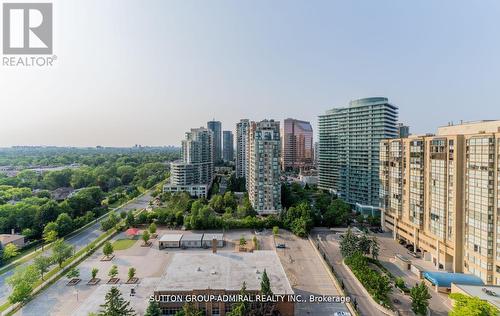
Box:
[125,191,280,231]
[0,186,106,243]
[280,182,354,236]
[0,147,179,167]
[0,158,172,193]
[0,149,178,256]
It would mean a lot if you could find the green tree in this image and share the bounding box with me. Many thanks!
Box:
[339,228,359,258]
[239,235,247,246]
[7,265,40,304]
[410,282,432,315]
[357,233,372,255]
[66,267,80,279]
[91,267,99,279]
[125,211,135,227]
[260,269,273,296]
[175,303,203,316]
[128,267,136,280]
[8,281,33,304]
[323,199,352,226]
[144,300,161,316]
[99,287,135,316]
[149,222,157,235]
[449,293,498,316]
[103,241,114,258]
[51,239,73,267]
[34,256,52,280]
[142,230,150,245]
[108,265,118,279]
[272,226,279,236]
[55,212,74,236]
[227,282,249,316]
[2,243,19,260]
[43,221,59,244]
[252,236,259,250]
[371,236,380,260]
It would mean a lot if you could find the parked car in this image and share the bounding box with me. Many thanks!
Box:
[334,312,351,316]
[408,251,420,258]
[276,243,286,249]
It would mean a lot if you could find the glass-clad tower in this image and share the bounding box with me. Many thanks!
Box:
[318,97,398,209]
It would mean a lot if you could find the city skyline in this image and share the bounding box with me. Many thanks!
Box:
[1,0,500,147]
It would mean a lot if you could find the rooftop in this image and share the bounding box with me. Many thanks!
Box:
[159,234,183,242]
[0,234,24,245]
[202,233,224,241]
[181,233,204,241]
[453,284,500,309]
[156,251,293,294]
[437,120,500,136]
[424,272,484,288]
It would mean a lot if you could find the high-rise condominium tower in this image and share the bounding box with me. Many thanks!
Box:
[397,123,410,138]
[380,120,500,284]
[207,120,222,163]
[164,127,214,198]
[281,118,314,171]
[318,97,398,210]
[223,130,234,162]
[247,120,282,214]
[236,119,250,179]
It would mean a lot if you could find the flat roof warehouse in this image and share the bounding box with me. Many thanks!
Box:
[155,251,293,293]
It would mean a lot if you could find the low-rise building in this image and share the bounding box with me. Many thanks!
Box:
[201,233,224,248]
[163,183,208,198]
[159,234,183,249]
[153,251,294,316]
[180,234,204,248]
[0,233,25,249]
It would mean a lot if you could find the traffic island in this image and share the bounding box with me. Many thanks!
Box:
[66,278,81,286]
[126,277,139,284]
[107,278,120,284]
[100,255,114,261]
[87,278,101,285]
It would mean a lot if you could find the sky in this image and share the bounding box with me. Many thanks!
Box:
[1,0,500,147]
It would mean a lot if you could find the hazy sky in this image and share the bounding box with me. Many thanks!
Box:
[1,0,500,147]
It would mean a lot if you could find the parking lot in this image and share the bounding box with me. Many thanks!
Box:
[17,228,275,316]
[274,230,350,315]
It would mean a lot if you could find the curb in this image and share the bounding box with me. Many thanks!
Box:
[341,260,396,316]
[307,235,358,316]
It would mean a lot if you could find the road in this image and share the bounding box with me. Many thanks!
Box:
[311,229,381,316]
[275,230,350,315]
[0,192,153,305]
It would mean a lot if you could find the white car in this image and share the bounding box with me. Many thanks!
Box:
[333,312,351,316]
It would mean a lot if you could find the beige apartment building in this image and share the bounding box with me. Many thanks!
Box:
[380,120,500,285]
[246,119,282,214]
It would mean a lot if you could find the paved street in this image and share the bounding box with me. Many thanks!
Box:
[275,230,350,315]
[311,228,380,316]
[0,192,153,305]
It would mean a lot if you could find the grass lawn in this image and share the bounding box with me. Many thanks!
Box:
[112,238,137,250]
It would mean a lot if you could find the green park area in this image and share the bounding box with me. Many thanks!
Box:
[112,238,137,251]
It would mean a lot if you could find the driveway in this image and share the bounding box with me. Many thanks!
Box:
[0,192,153,305]
[275,230,350,315]
[311,229,381,316]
